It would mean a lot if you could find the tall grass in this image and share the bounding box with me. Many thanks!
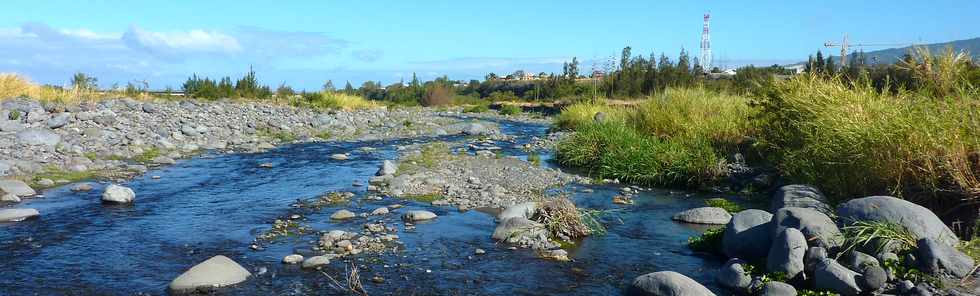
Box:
[0,74,102,103]
[304,92,380,110]
[754,72,980,202]
[628,88,755,150]
[552,101,628,130]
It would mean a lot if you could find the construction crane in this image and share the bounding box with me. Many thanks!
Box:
[824,34,910,65]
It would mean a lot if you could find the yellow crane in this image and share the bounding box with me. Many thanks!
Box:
[824,34,911,65]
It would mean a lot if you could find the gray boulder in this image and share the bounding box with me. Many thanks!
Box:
[0,120,25,132]
[767,228,807,279]
[857,264,887,292]
[771,207,842,249]
[813,259,861,296]
[376,160,397,176]
[70,183,94,192]
[498,202,538,221]
[402,210,438,222]
[330,209,355,220]
[841,251,879,271]
[101,184,135,203]
[0,179,36,197]
[916,237,975,278]
[461,123,491,136]
[837,196,958,247]
[628,271,716,296]
[142,103,159,113]
[301,255,331,269]
[168,255,251,294]
[46,112,71,129]
[760,281,797,296]
[723,209,773,260]
[16,128,62,147]
[716,258,752,291]
[771,184,832,214]
[0,208,40,222]
[672,207,732,225]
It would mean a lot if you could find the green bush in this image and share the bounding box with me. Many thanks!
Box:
[499,104,522,115]
[556,121,723,187]
[688,227,724,253]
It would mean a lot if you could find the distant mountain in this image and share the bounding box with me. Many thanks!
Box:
[811,37,980,66]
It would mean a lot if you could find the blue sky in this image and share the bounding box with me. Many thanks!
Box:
[1,0,977,90]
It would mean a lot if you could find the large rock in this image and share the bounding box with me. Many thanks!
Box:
[837,196,958,247]
[723,209,773,260]
[628,271,716,296]
[771,184,831,214]
[760,281,797,296]
[857,264,887,292]
[841,251,879,271]
[916,237,975,278]
[0,179,36,197]
[46,112,71,129]
[767,228,807,279]
[716,258,752,291]
[15,128,62,147]
[461,122,492,136]
[301,255,331,269]
[402,210,437,222]
[498,202,537,221]
[376,160,397,176]
[672,207,732,225]
[771,207,841,249]
[330,209,355,220]
[0,208,40,222]
[101,184,135,203]
[168,255,251,294]
[813,259,861,296]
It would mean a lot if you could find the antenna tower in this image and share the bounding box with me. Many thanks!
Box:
[700,13,712,71]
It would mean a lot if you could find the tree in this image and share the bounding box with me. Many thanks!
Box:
[620,46,632,70]
[322,80,335,92]
[343,81,355,95]
[485,73,498,81]
[71,72,98,90]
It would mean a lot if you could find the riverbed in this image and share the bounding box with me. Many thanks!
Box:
[0,118,729,295]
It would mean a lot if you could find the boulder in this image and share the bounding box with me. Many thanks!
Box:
[0,179,36,197]
[723,209,773,260]
[771,184,832,214]
[101,184,135,203]
[1,193,20,202]
[498,202,537,221]
[672,207,732,225]
[813,259,861,296]
[857,264,887,292]
[330,209,356,220]
[771,207,842,249]
[804,247,828,274]
[0,208,40,222]
[492,217,545,241]
[15,128,62,147]
[168,255,251,294]
[370,207,389,215]
[837,196,958,247]
[46,112,71,129]
[841,251,879,271]
[916,237,975,278]
[760,281,797,296]
[402,210,438,222]
[715,258,752,291]
[767,228,807,279]
[301,255,331,269]
[628,271,716,296]
[376,160,397,176]
[282,254,304,264]
[142,103,159,113]
[461,123,492,136]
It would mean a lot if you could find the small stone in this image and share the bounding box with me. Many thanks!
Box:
[258,162,274,168]
[370,207,389,215]
[371,276,384,283]
[330,154,349,160]
[402,210,437,222]
[475,248,486,255]
[70,183,94,192]
[302,255,331,269]
[282,254,304,264]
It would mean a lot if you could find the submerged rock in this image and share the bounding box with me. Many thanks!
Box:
[101,184,135,203]
[723,209,773,260]
[837,196,958,247]
[671,207,732,225]
[168,255,251,294]
[628,271,716,296]
[70,183,94,192]
[0,208,40,222]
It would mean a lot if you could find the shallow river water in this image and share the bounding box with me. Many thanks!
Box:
[1,118,728,295]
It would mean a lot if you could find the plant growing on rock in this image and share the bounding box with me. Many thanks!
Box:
[687,227,724,254]
[839,220,917,255]
[533,197,595,240]
[704,198,743,213]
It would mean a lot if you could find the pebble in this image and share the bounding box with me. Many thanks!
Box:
[475,248,486,255]
[258,162,274,168]
[282,254,304,264]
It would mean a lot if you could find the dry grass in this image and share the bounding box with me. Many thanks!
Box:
[320,262,368,296]
[308,92,381,110]
[0,73,155,103]
[533,197,592,239]
[552,101,629,130]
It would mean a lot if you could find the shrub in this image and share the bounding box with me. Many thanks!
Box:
[422,85,452,106]
[498,104,522,115]
[754,73,980,202]
[556,121,724,187]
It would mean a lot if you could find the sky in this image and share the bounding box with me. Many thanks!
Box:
[0,0,977,90]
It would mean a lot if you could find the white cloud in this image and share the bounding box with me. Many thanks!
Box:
[122,26,241,54]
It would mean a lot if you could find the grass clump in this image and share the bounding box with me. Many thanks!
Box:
[687,227,724,254]
[840,220,918,255]
[533,197,597,239]
[628,88,755,152]
[133,147,162,164]
[398,142,452,174]
[403,193,444,203]
[31,166,98,187]
[305,92,380,110]
[258,128,298,143]
[754,49,980,202]
[704,198,743,213]
[556,121,724,187]
[553,101,628,130]
[498,104,522,115]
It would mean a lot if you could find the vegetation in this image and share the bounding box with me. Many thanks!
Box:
[301,92,380,110]
[704,198,743,213]
[533,198,595,239]
[397,142,452,174]
[552,101,627,131]
[257,128,298,143]
[133,147,162,164]
[403,193,444,203]
[839,220,918,255]
[687,227,724,253]
[31,166,98,188]
[498,104,522,115]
